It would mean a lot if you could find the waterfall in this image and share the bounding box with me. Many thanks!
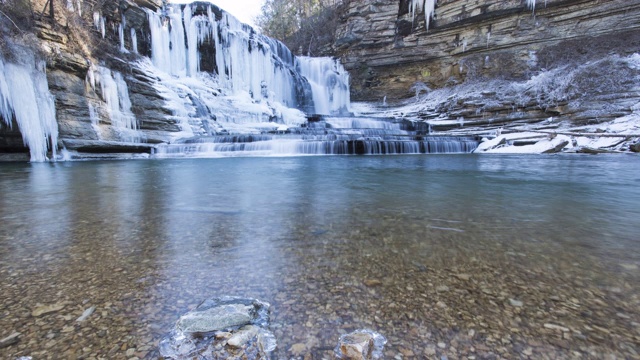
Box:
[0,52,58,162]
[154,116,479,158]
[296,57,351,115]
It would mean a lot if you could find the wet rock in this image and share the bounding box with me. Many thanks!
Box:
[76,306,95,322]
[364,279,383,287]
[227,325,259,348]
[543,323,570,332]
[176,297,268,334]
[335,329,387,360]
[32,303,65,317]
[159,297,275,360]
[0,332,21,349]
[290,342,307,356]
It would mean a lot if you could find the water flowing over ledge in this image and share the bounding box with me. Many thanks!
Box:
[154,116,479,158]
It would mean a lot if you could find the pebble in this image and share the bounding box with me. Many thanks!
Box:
[290,343,306,356]
[227,325,259,348]
[76,306,96,322]
[424,347,436,356]
[509,299,524,307]
[0,332,21,349]
[364,279,382,287]
[544,323,570,332]
[31,303,65,317]
[437,342,446,349]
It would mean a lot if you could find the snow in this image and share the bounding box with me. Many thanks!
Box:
[476,135,571,154]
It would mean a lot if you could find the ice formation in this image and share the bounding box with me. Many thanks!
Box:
[526,0,548,13]
[0,51,58,162]
[88,65,138,131]
[134,3,352,138]
[85,64,141,142]
[410,0,438,30]
[297,56,350,114]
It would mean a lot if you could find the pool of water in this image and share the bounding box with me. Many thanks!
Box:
[1,154,639,359]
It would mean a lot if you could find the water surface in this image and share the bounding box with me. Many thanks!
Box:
[1,155,639,359]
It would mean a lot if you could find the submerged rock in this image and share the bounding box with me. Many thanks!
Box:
[159,297,275,360]
[335,329,387,360]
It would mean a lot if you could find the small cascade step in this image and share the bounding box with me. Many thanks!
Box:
[156,116,480,157]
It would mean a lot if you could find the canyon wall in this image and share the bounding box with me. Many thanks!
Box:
[333,0,640,101]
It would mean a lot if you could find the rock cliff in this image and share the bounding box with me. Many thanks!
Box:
[330,0,640,150]
[334,0,640,101]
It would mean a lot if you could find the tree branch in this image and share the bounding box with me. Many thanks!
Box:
[0,9,24,33]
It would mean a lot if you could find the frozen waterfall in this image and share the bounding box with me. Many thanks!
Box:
[0,52,58,162]
[145,3,350,115]
[297,57,351,115]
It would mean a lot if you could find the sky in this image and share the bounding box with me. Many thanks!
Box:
[169,0,265,27]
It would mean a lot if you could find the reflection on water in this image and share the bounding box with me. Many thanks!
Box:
[0,155,639,359]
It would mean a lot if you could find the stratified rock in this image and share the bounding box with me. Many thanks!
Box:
[335,329,387,360]
[334,0,640,101]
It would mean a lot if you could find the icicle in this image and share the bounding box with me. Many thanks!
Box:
[526,0,536,12]
[119,15,128,53]
[424,0,437,31]
[526,0,548,14]
[410,0,437,30]
[131,28,138,54]
[93,12,106,38]
[0,55,58,162]
[95,66,137,131]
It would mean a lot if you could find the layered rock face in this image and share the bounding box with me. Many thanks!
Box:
[334,0,640,101]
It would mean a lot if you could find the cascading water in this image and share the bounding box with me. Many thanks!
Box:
[155,116,479,157]
[0,50,58,162]
[296,57,351,115]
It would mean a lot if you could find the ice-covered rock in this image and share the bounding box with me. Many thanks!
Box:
[474,133,571,154]
[335,329,387,360]
[159,297,275,360]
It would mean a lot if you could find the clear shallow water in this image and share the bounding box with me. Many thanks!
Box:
[1,154,639,359]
